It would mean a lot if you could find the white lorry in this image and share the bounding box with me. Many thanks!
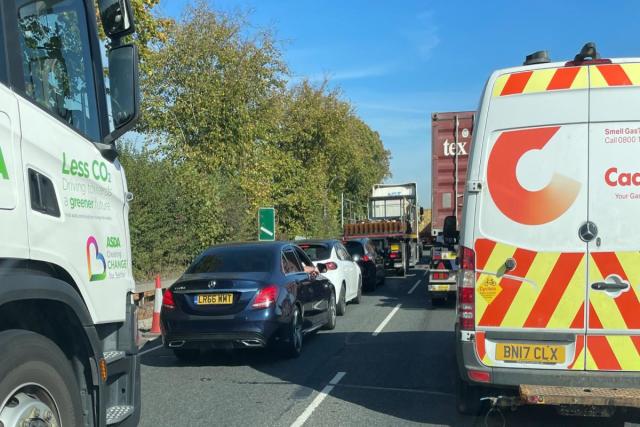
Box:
[344,183,421,276]
[0,1,141,425]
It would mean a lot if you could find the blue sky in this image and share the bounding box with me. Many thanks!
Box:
[157,0,640,206]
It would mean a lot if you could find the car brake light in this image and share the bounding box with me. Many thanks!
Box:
[361,255,371,262]
[325,262,338,270]
[458,246,475,331]
[252,285,278,309]
[162,289,175,309]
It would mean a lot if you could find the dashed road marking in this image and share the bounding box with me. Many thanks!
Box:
[290,372,346,427]
[372,304,401,336]
[407,279,421,295]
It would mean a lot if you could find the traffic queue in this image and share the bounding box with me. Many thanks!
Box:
[158,42,640,422]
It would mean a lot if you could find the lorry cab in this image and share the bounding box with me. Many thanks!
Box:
[456,43,640,416]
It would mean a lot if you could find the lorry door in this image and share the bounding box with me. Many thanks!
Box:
[474,64,590,370]
[15,0,130,323]
[0,63,28,259]
[585,62,640,372]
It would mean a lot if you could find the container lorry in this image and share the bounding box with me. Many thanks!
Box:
[427,112,475,305]
[0,0,141,425]
[343,183,421,276]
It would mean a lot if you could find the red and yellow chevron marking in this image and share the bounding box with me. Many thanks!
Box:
[474,239,640,371]
[585,336,640,371]
[475,239,585,330]
[492,63,640,97]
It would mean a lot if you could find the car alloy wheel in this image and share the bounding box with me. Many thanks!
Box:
[353,276,362,304]
[282,307,303,358]
[336,284,346,316]
[324,291,337,330]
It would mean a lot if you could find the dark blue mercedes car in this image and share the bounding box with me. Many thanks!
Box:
[160,241,336,360]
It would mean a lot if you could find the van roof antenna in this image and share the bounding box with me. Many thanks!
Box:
[574,42,599,62]
[523,50,550,66]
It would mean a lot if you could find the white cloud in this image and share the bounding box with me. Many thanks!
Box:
[289,63,394,85]
[408,11,440,59]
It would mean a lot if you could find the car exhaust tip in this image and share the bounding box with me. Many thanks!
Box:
[168,340,185,348]
[239,339,263,347]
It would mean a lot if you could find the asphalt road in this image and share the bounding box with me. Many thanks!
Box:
[138,267,639,427]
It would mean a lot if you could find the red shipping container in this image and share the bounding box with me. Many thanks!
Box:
[431,111,475,236]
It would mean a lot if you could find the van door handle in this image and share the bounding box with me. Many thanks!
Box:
[591,281,629,291]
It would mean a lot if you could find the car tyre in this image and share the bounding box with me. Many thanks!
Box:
[173,348,200,362]
[323,291,337,330]
[353,276,362,304]
[456,374,484,416]
[282,306,303,358]
[364,270,376,292]
[0,330,83,427]
[336,283,347,316]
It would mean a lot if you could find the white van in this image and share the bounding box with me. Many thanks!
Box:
[455,43,640,417]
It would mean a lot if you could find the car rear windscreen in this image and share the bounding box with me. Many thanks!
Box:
[344,241,364,256]
[299,244,331,261]
[186,247,273,274]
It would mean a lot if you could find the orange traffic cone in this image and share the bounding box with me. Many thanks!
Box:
[150,275,162,334]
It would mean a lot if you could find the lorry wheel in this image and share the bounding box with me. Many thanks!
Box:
[455,374,484,416]
[0,330,83,427]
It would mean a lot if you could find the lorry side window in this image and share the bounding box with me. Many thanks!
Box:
[15,0,100,142]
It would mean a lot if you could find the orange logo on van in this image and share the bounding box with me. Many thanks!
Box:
[487,126,581,225]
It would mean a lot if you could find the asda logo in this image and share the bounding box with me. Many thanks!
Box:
[0,146,8,180]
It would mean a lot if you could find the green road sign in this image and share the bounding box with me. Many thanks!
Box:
[258,207,276,241]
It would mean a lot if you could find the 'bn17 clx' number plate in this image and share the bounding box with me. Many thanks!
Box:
[495,343,565,364]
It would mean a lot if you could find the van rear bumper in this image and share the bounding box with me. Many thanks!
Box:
[457,330,640,389]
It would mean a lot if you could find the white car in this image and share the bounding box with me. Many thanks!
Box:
[298,240,362,315]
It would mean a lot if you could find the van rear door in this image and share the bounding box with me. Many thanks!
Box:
[474,64,590,370]
[586,62,640,372]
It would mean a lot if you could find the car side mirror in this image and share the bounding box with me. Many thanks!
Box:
[352,254,361,262]
[99,0,135,39]
[316,263,328,274]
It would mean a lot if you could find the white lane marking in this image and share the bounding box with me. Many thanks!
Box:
[139,344,163,356]
[290,372,346,427]
[407,279,421,295]
[372,304,401,336]
[260,227,274,237]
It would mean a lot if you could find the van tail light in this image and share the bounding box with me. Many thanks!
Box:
[361,255,371,262]
[468,369,491,383]
[458,246,476,331]
[162,289,175,309]
[325,262,338,270]
[252,285,279,309]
